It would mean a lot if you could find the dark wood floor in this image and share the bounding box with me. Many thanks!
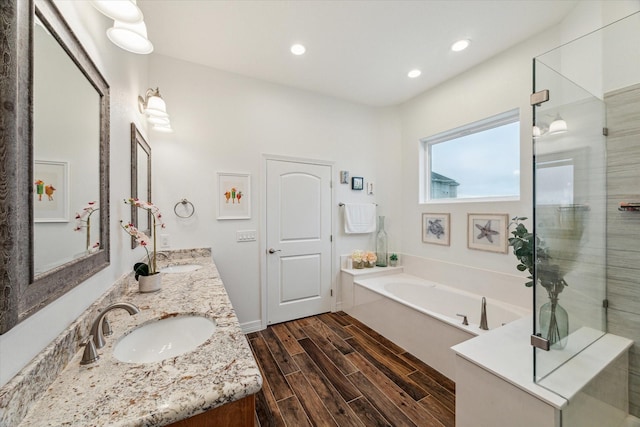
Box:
[246,311,455,427]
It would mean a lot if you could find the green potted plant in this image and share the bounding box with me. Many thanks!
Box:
[508,216,568,347]
[389,253,398,267]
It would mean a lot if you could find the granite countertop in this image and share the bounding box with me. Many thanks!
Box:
[18,252,262,426]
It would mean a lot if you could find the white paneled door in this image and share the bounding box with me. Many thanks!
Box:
[266,159,332,325]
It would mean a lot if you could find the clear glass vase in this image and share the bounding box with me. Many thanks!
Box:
[539,295,569,349]
[376,216,388,267]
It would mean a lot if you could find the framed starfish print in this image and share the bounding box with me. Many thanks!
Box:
[467,213,508,253]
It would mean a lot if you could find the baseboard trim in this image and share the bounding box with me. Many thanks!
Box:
[240,320,263,334]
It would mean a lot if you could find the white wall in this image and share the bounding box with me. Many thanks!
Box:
[0,1,150,387]
[148,54,402,328]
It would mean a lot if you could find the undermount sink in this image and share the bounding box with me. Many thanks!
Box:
[113,315,216,363]
[159,264,202,273]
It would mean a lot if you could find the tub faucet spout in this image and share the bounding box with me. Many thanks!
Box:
[479,297,488,330]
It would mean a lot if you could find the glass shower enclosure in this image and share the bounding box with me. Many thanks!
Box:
[533,48,607,383]
[532,11,640,423]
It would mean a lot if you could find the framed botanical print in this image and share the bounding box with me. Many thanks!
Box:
[218,172,251,220]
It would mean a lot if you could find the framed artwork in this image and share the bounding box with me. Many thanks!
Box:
[467,213,509,253]
[422,213,450,246]
[340,170,349,184]
[218,172,251,220]
[34,160,69,222]
[351,176,363,190]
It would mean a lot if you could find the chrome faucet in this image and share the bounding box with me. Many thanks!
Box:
[81,302,140,365]
[89,302,140,349]
[479,297,489,330]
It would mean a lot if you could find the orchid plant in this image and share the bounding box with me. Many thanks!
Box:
[73,201,100,253]
[122,198,165,278]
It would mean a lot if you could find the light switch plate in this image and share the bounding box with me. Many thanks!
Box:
[236,230,257,242]
[367,182,374,195]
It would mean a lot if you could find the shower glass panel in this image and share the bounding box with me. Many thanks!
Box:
[533,53,607,387]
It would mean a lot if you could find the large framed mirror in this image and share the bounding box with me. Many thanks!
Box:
[130,123,152,248]
[0,0,110,333]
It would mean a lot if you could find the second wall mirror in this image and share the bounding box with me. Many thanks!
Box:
[130,123,152,249]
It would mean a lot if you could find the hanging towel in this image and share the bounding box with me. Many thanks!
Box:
[343,203,377,234]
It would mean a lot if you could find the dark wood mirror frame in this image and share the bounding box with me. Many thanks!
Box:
[0,0,110,334]
[130,123,152,249]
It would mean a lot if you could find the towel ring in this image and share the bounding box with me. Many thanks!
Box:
[174,198,195,218]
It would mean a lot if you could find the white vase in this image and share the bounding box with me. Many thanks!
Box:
[138,273,162,293]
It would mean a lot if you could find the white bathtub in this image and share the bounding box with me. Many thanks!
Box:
[346,273,531,380]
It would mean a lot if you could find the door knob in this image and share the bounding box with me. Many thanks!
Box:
[268,248,281,254]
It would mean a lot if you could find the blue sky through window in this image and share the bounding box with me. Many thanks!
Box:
[430,121,520,199]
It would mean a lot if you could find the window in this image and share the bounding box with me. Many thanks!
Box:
[420,109,520,202]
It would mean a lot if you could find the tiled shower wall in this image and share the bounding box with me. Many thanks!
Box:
[605,82,640,417]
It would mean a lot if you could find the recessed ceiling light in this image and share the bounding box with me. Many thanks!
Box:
[408,69,421,78]
[291,44,306,55]
[451,39,471,52]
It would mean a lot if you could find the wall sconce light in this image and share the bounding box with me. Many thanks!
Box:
[533,113,568,139]
[91,0,154,55]
[107,20,153,54]
[532,125,544,139]
[548,114,568,135]
[138,88,173,133]
[90,0,143,23]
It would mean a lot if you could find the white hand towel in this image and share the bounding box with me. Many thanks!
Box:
[343,203,377,234]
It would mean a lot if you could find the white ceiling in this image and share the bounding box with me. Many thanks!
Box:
[138,0,578,107]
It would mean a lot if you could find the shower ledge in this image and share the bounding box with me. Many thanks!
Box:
[453,315,633,409]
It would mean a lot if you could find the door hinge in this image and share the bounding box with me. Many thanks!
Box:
[330,234,333,242]
[530,89,550,106]
[330,289,333,297]
[531,334,550,351]
[603,299,609,309]
[603,127,609,136]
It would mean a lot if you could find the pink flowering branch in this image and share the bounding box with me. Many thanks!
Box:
[73,201,99,251]
[124,198,165,274]
[120,221,154,274]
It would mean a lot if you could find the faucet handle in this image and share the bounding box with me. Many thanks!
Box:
[456,313,469,326]
[80,335,99,365]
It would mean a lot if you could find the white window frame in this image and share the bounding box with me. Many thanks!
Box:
[419,108,520,204]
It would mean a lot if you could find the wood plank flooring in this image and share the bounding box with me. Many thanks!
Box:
[246,311,455,427]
